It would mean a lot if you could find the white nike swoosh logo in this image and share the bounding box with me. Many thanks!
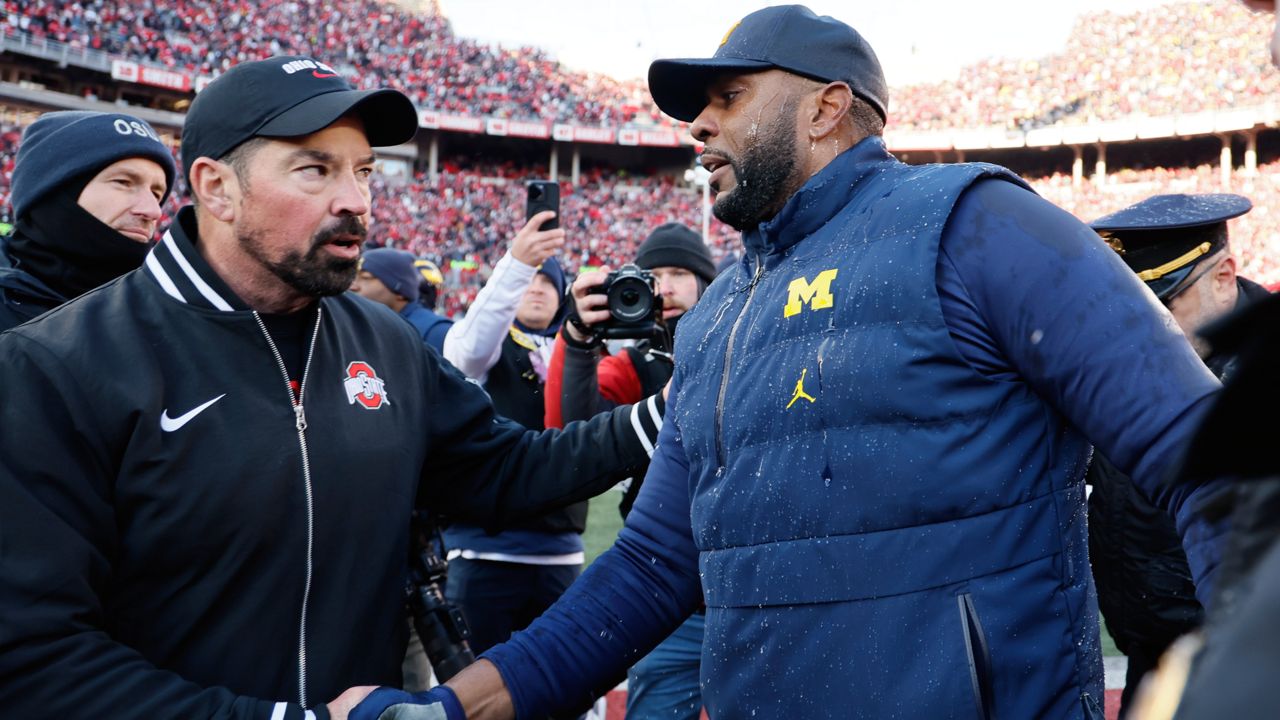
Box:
[160,394,226,432]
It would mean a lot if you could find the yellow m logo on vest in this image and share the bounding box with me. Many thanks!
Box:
[783,269,839,318]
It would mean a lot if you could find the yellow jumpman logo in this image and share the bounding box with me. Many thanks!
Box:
[786,368,817,409]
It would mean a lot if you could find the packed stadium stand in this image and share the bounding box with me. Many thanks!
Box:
[3,0,1280,305]
[892,0,1280,130]
[8,0,668,127]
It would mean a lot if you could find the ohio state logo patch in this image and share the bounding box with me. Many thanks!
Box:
[343,361,390,410]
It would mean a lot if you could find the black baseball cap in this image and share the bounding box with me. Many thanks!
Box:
[181,56,419,182]
[648,5,888,124]
[1090,193,1252,301]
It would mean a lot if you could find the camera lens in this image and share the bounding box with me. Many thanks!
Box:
[608,276,652,322]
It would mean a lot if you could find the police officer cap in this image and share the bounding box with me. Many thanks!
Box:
[1090,193,1251,301]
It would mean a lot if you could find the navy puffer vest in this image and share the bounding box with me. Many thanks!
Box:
[672,137,1101,719]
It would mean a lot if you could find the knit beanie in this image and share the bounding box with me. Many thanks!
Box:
[11,111,177,220]
[634,223,715,283]
[535,255,566,297]
[360,248,420,302]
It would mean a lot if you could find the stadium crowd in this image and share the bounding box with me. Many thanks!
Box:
[9,1,1280,133]
[876,0,1280,130]
[8,0,670,128]
[366,166,734,317]
[1,114,1277,311]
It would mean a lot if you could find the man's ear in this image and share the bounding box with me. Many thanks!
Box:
[1213,254,1238,294]
[807,81,854,141]
[188,157,239,222]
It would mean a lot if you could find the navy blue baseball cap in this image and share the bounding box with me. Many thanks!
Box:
[360,248,420,303]
[1091,193,1252,301]
[648,5,888,124]
[181,56,418,182]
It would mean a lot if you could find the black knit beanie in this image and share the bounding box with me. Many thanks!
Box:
[634,223,715,283]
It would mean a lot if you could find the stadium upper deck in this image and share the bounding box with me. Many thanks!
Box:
[8,0,1278,137]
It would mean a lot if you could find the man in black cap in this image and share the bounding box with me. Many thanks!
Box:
[544,222,715,720]
[356,7,1227,720]
[0,56,663,720]
[0,110,176,330]
[1085,193,1270,717]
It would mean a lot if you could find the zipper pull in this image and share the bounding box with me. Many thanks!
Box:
[294,403,307,432]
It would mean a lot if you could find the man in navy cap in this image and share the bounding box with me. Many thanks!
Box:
[351,247,453,354]
[414,258,455,342]
[1086,193,1270,717]
[0,110,176,330]
[0,56,664,720]
[355,7,1228,720]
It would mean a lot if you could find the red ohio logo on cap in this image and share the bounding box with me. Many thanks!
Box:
[343,361,390,410]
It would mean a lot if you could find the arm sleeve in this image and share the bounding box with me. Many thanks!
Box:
[441,251,535,382]
[421,347,664,528]
[482,374,701,718]
[544,333,644,428]
[596,349,643,406]
[0,335,301,720]
[542,332,574,429]
[940,178,1225,602]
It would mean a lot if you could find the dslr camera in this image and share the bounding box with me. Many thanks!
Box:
[592,263,661,340]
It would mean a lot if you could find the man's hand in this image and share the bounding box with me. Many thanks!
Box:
[327,686,379,720]
[510,211,565,267]
[348,686,466,720]
[565,266,611,342]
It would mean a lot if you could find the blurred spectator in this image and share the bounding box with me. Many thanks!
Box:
[350,247,453,353]
[0,111,175,330]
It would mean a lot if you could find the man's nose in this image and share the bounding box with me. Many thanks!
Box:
[690,107,718,144]
[135,192,163,220]
[333,171,372,216]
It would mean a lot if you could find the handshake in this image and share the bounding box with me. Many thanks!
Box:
[339,684,465,720]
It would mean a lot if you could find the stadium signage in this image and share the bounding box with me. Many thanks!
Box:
[139,67,192,92]
[110,60,191,92]
[553,124,615,145]
[639,129,679,147]
[483,118,550,138]
[505,120,551,139]
[110,60,139,84]
[419,111,484,134]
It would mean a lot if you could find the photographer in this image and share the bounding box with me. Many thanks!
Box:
[543,222,714,720]
[439,206,620,692]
